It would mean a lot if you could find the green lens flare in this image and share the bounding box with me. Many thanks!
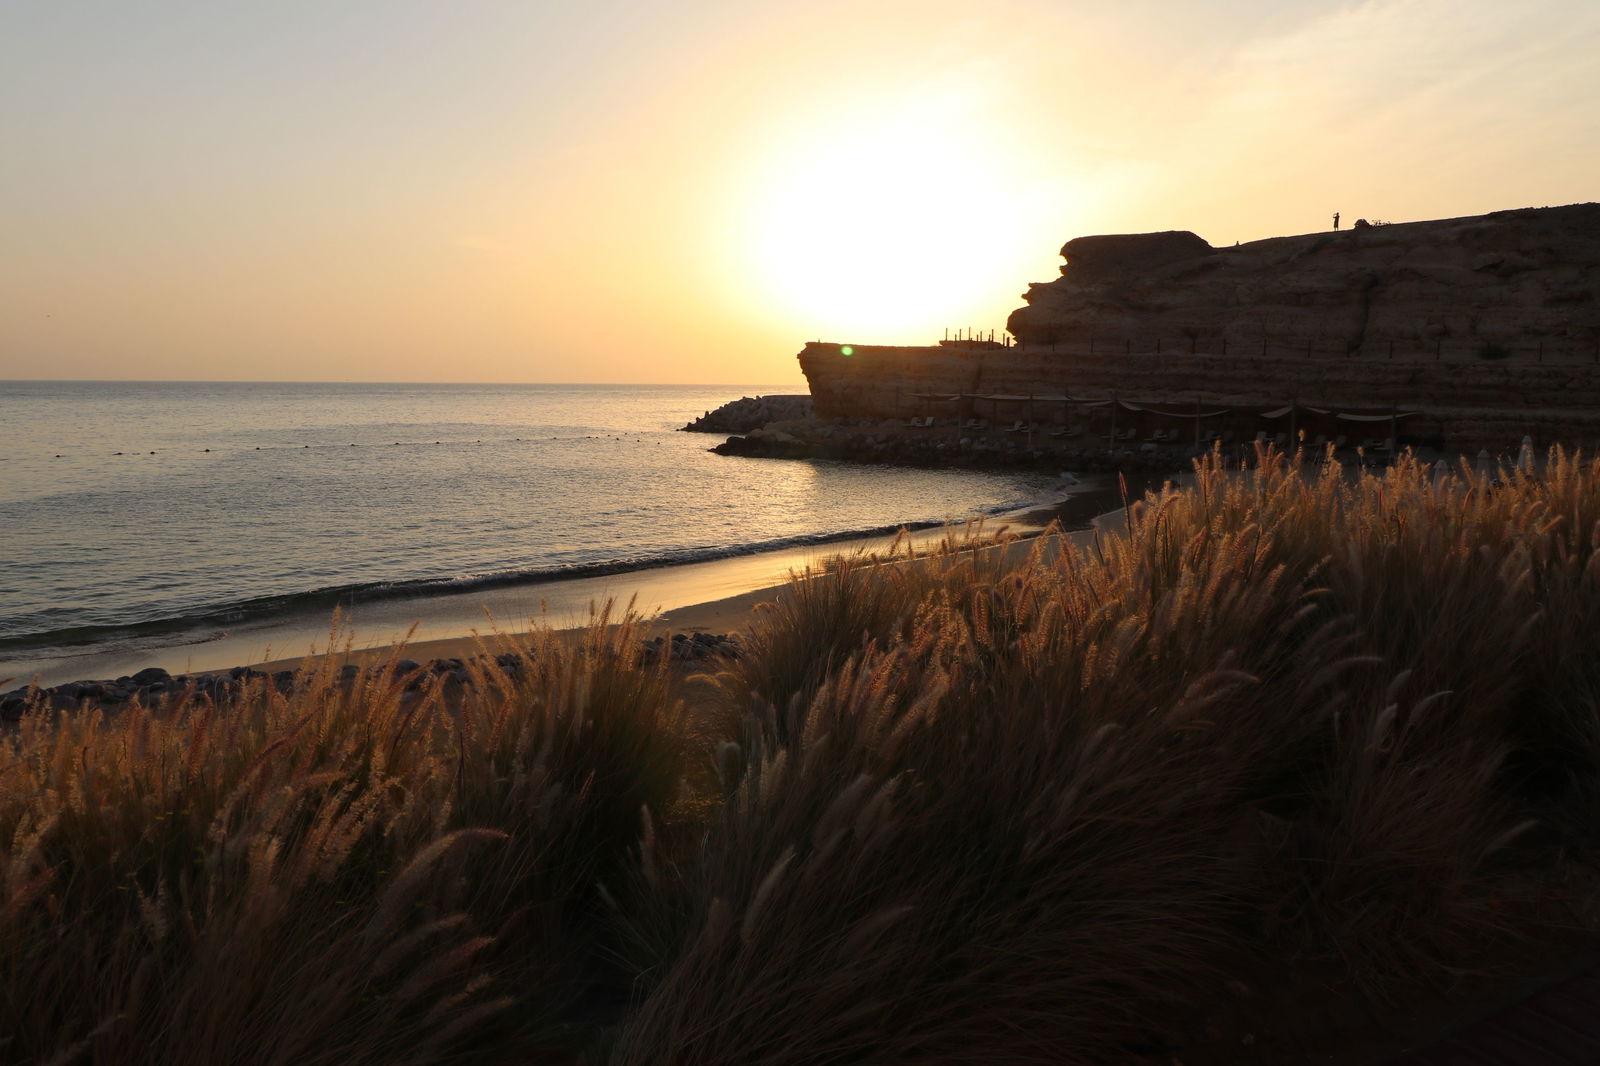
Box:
[841,345,854,356]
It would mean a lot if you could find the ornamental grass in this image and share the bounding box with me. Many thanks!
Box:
[6,446,1600,1064]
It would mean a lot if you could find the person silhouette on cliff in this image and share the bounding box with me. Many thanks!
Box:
[1333,211,1341,230]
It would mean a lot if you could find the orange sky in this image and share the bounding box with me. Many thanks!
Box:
[3,0,1597,384]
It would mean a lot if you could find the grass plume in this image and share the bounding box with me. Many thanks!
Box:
[7,448,1600,1062]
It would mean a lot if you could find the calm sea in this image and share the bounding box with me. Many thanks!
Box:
[1,381,1056,663]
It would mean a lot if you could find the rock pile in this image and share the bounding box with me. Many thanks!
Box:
[639,631,741,663]
[682,394,813,434]
[713,419,1185,474]
[1,635,742,719]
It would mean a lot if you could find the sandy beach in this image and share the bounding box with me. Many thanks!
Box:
[247,487,1138,676]
[2,478,1152,692]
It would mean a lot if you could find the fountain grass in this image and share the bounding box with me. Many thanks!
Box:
[6,448,1600,1063]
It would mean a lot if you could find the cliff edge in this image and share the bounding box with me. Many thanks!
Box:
[797,204,1600,453]
[1007,204,1600,357]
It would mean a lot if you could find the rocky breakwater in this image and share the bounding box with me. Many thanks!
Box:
[712,416,1184,475]
[1,635,741,719]
[682,394,813,433]
[798,204,1600,453]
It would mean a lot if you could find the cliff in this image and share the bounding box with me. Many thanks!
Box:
[1008,204,1600,355]
[797,204,1600,453]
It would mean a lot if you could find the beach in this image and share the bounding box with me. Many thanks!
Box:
[1,381,1073,692]
[0,475,1145,697]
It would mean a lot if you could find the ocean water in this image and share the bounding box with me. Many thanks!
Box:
[1,381,1057,664]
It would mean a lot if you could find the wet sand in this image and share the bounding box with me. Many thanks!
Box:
[250,492,1141,676]
[3,478,1155,690]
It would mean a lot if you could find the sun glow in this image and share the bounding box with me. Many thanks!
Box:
[732,91,1048,341]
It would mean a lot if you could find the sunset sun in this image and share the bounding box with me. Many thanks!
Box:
[733,94,1045,339]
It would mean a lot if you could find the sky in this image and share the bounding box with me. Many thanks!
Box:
[3,0,1597,384]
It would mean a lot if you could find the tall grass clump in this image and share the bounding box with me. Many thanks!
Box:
[0,613,684,1065]
[610,446,1600,1063]
[10,448,1600,1063]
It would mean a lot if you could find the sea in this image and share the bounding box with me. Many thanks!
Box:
[1,381,1065,685]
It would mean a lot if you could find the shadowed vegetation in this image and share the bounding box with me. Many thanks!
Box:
[6,448,1600,1063]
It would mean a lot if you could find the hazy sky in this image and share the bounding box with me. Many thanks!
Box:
[4,0,1597,384]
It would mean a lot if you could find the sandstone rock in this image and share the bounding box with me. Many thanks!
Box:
[797,204,1600,454]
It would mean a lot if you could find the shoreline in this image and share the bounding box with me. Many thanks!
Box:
[1,476,1154,696]
[4,497,1141,716]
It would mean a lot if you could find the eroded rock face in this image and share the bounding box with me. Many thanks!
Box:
[1054,230,1215,281]
[1007,204,1600,355]
[796,204,1600,453]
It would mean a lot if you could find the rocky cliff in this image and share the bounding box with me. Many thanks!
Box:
[797,204,1600,453]
[1009,204,1600,356]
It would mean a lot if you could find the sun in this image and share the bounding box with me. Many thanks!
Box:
[728,92,1045,341]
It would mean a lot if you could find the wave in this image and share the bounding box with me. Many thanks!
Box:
[0,499,1063,659]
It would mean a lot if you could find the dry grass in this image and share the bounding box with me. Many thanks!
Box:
[0,611,682,1065]
[610,446,1600,1063]
[6,447,1600,1063]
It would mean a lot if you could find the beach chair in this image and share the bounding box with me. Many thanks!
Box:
[1005,420,1027,434]
[964,418,988,431]
[1311,434,1328,449]
[1332,435,1348,449]
[1221,430,1236,444]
